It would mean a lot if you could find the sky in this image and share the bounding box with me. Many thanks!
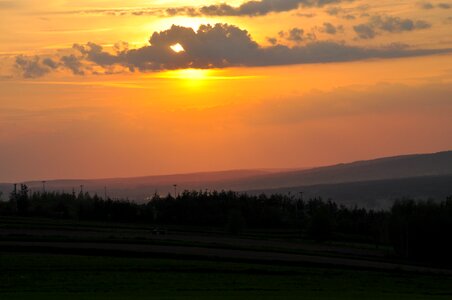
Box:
[0,0,451,182]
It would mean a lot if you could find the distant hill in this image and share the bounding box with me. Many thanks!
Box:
[247,174,452,210]
[222,150,452,191]
[1,150,451,206]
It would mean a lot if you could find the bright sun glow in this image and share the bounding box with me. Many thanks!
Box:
[170,43,185,53]
[158,69,210,80]
[178,69,209,79]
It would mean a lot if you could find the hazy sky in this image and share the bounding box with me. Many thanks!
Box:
[1,0,451,182]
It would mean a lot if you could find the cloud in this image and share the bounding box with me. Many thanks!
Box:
[353,24,377,39]
[15,54,86,78]
[73,42,119,66]
[354,15,432,39]
[419,2,451,9]
[165,7,201,17]
[14,23,452,78]
[438,3,451,9]
[325,6,342,15]
[342,14,356,20]
[14,54,86,78]
[60,55,85,75]
[321,22,343,34]
[287,28,305,41]
[324,6,357,20]
[267,37,278,45]
[375,16,431,32]
[278,28,309,42]
[42,58,59,69]
[419,2,435,9]
[167,0,351,17]
[15,56,55,78]
[276,27,317,43]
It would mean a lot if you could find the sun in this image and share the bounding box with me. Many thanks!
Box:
[170,43,185,53]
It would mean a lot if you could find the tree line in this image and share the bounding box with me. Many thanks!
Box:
[1,184,451,265]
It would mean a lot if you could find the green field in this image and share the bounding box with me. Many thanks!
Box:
[1,253,451,300]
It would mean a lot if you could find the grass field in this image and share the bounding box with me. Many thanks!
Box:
[1,217,452,299]
[1,253,452,300]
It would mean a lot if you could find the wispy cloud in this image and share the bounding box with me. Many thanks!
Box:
[60,7,161,16]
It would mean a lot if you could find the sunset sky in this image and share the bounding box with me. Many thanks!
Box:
[0,0,451,182]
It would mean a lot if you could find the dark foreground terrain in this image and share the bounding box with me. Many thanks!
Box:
[1,217,452,299]
[2,253,452,300]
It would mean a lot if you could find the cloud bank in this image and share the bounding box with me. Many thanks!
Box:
[354,15,432,39]
[166,0,350,17]
[15,23,452,78]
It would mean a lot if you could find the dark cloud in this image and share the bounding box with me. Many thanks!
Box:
[353,24,376,39]
[15,23,452,78]
[324,6,356,20]
[79,24,451,69]
[419,2,451,9]
[121,24,260,71]
[285,28,305,42]
[438,3,451,9]
[267,37,278,45]
[419,2,435,9]
[15,56,54,78]
[325,6,342,15]
[354,15,432,39]
[166,7,200,17]
[376,16,431,32]
[321,22,343,34]
[277,27,316,43]
[73,42,119,66]
[15,54,82,78]
[169,0,350,17]
[342,14,356,20]
[42,58,59,69]
[60,55,85,75]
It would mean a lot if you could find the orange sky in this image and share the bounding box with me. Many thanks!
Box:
[0,0,451,181]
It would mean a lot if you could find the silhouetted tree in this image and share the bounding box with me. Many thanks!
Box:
[390,198,452,265]
[4,184,452,265]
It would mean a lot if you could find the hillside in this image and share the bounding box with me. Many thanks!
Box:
[1,150,451,204]
[247,174,452,209]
